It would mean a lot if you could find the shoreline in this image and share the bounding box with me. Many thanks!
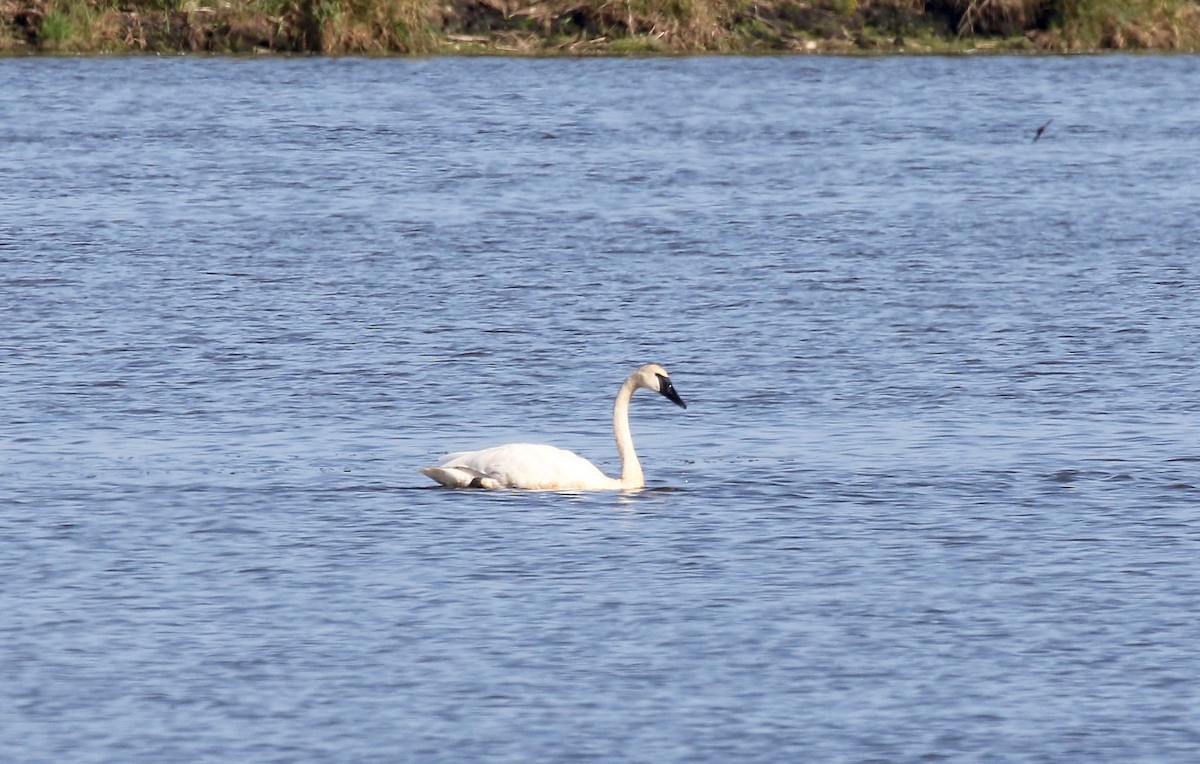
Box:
[4,1,1200,57]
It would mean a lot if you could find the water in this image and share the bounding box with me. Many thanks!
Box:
[2,54,1199,762]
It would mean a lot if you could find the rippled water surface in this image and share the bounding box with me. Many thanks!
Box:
[3,55,1200,762]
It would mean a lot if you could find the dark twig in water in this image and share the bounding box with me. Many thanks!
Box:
[1033,119,1053,142]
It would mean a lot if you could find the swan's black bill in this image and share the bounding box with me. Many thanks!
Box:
[656,374,687,409]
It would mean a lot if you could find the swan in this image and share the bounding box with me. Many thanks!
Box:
[421,364,687,491]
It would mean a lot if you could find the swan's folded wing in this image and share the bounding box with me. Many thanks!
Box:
[420,464,502,489]
[424,443,614,490]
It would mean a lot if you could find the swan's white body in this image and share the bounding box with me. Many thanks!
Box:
[421,364,686,491]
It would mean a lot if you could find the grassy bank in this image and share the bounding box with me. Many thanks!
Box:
[3,0,1199,55]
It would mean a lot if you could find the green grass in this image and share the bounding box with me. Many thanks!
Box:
[38,12,75,46]
[1053,0,1200,49]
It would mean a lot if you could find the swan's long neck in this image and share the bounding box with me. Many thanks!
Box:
[612,375,643,489]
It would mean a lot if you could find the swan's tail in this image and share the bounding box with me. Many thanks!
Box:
[421,466,502,489]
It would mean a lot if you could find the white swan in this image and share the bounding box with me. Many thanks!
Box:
[421,364,687,491]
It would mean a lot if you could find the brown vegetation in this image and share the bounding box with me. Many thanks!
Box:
[2,0,1198,55]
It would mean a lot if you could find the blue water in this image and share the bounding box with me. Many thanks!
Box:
[2,54,1200,762]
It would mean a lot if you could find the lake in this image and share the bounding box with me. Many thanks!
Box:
[2,54,1199,762]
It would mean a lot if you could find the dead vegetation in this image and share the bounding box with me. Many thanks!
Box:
[925,0,1045,37]
[3,0,1199,54]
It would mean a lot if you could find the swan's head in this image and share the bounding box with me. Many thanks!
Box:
[634,363,687,409]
